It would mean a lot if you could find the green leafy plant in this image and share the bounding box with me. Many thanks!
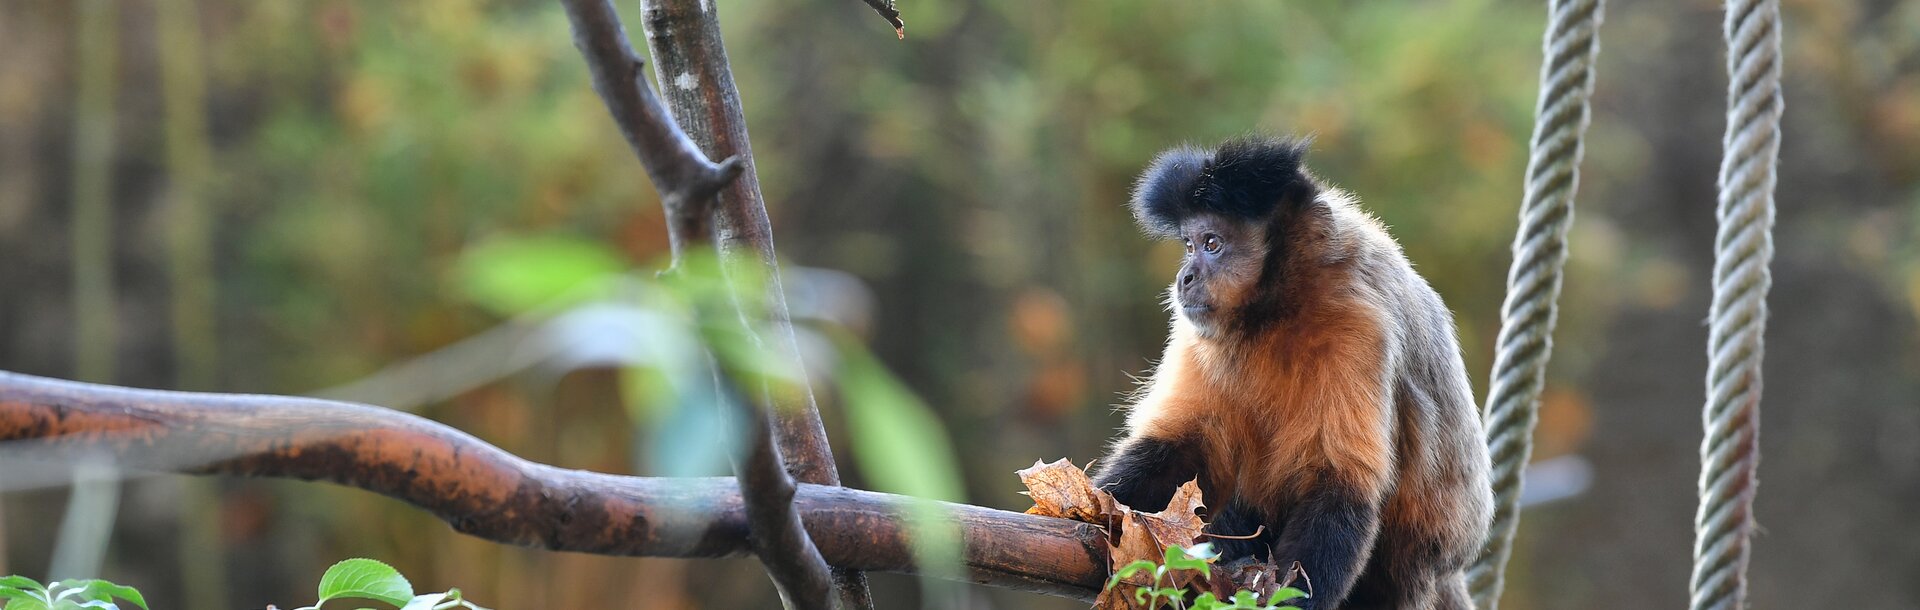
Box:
[291,559,489,610]
[1104,544,1308,610]
[0,576,148,610]
[1,559,491,610]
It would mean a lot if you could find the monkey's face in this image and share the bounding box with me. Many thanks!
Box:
[1172,214,1270,338]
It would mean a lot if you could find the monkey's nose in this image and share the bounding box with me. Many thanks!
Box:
[1180,272,1196,287]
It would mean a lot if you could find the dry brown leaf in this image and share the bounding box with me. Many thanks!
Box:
[1203,558,1276,601]
[1159,478,1205,521]
[1093,582,1153,610]
[1135,480,1206,552]
[1201,558,1314,607]
[1099,514,1170,610]
[1017,458,1119,525]
[1108,509,1161,575]
[1017,459,1302,609]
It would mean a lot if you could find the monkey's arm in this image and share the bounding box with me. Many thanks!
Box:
[1090,435,1203,513]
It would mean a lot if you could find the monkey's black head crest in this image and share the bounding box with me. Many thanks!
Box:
[1129,135,1316,238]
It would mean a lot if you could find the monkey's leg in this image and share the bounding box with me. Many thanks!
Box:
[1090,436,1203,512]
[1268,484,1382,610]
[1350,525,1444,609]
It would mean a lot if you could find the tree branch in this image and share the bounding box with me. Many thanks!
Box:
[637,0,843,492]
[715,372,835,609]
[858,0,906,39]
[559,0,739,263]
[0,372,1106,601]
[560,1,840,606]
[633,0,874,605]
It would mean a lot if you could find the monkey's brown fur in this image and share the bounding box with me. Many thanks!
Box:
[1093,137,1491,610]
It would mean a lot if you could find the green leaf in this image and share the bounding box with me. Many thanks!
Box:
[1267,587,1308,603]
[1,588,46,605]
[316,559,414,607]
[1232,590,1259,606]
[828,329,968,590]
[831,331,965,503]
[0,577,46,594]
[1107,559,1159,589]
[1163,545,1185,565]
[451,233,626,316]
[1164,544,1214,575]
[55,580,147,610]
[8,598,51,610]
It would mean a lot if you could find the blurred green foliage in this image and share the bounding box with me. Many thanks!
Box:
[452,234,627,316]
[0,575,148,610]
[2,0,1919,609]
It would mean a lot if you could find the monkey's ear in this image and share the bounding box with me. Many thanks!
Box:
[1130,146,1209,239]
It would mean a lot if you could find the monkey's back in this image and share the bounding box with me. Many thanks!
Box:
[1339,199,1493,608]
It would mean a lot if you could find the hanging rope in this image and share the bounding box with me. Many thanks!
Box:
[1691,0,1783,608]
[1467,0,1604,606]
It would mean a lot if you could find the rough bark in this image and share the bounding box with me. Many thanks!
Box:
[0,371,1106,601]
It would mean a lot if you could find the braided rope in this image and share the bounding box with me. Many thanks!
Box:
[1466,0,1604,606]
[1691,0,1782,608]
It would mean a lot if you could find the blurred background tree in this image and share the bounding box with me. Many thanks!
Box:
[0,0,1916,608]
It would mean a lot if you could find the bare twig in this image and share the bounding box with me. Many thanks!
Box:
[859,0,906,39]
[1199,525,1266,541]
[560,1,836,607]
[635,0,873,605]
[637,0,843,492]
[713,371,835,609]
[0,371,1108,601]
[559,0,740,263]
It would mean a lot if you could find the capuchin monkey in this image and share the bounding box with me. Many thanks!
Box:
[1092,136,1492,610]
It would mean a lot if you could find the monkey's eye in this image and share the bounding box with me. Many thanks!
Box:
[1203,234,1222,254]
[1183,239,1194,255]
